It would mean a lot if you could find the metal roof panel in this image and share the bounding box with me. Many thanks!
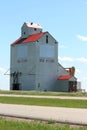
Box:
[11,32,46,45]
[57,75,72,80]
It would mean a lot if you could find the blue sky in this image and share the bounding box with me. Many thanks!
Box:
[0,0,87,91]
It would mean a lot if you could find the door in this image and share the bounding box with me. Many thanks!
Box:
[13,83,20,90]
[68,81,77,92]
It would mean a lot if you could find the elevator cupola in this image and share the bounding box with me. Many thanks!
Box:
[21,22,42,38]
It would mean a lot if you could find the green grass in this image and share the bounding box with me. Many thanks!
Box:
[0,96,87,108]
[0,90,87,97]
[0,117,87,130]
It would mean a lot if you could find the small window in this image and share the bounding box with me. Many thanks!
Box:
[46,35,48,43]
[38,83,40,88]
[34,28,37,31]
[23,32,26,35]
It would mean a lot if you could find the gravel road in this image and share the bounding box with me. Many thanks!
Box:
[0,103,87,125]
[0,94,87,100]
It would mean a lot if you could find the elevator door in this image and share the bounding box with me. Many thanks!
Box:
[13,83,20,90]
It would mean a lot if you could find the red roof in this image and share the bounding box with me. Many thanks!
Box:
[57,75,72,80]
[12,32,46,45]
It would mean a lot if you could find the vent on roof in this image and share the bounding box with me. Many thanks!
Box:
[31,22,33,25]
[34,28,37,31]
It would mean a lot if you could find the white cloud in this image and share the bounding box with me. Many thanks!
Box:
[76,57,87,62]
[76,69,81,73]
[0,67,6,73]
[0,67,10,75]
[58,56,74,62]
[59,56,87,63]
[81,76,87,81]
[77,35,87,41]
[59,45,68,49]
[0,67,9,90]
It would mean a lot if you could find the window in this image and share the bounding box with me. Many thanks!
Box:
[34,28,37,31]
[17,45,28,59]
[40,45,54,58]
[46,35,48,43]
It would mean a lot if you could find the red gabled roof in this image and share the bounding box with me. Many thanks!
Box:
[23,32,46,43]
[57,75,72,80]
[12,37,26,45]
[12,32,46,45]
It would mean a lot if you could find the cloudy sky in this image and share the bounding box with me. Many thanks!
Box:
[0,0,87,91]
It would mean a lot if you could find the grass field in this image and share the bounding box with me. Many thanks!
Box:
[0,96,87,108]
[0,117,87,130]
[0,90,87,97]
[0,91,87,129]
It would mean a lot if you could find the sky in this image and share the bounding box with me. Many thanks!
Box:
[0,0,87,91]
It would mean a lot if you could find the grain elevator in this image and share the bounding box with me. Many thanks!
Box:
[10,22,77,92]
[10,22,58,91]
